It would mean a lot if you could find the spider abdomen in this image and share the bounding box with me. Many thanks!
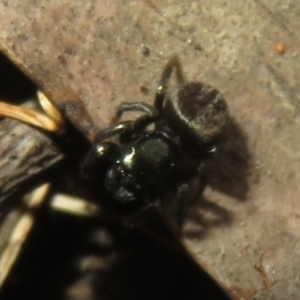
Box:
[164,82,228,146]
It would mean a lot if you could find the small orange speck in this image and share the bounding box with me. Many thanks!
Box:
[276,43,285,55]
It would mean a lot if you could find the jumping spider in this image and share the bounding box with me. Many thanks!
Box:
[0,56,228,216]
[81,56,228,213]
[0,56,230,298]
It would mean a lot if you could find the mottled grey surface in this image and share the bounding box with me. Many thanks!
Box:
[0,101,63,203]
[0,1,300,299]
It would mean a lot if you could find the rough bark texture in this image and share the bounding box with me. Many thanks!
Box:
[0,1,299,299]
[0,101,63,205]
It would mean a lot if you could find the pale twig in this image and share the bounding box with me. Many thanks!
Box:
[50,194,101,218]
[0,183,51,288]
[0,90,64,132]
[37,90,64,127]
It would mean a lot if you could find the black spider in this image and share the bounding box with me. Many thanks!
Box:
[0,55,231,300]
[82,56,228,212]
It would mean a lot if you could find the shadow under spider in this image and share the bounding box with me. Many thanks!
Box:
[205,116,253,202]
[174,117,252,238]
[182,196,232,240]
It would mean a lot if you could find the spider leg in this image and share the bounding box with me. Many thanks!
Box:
[94,121,136,143]
[93,57,186,146]
[113,102,159,123]
[188,145,219,158]
[0,90,64,132]
[110,56,186,137]
[111,102,160,143]
[154,55,185,112]
[96,112,158,145]
[176,162,207,230]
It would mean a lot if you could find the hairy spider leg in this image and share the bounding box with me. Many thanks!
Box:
[94,121,135,143]
[95,103,160,145]
[176,162,207,228]
[108,56,186,142]
[112,102,160,141]
[88,110,161,178]
[113,102,159,122]
[154,55,185,113]
[90,56,190,178]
